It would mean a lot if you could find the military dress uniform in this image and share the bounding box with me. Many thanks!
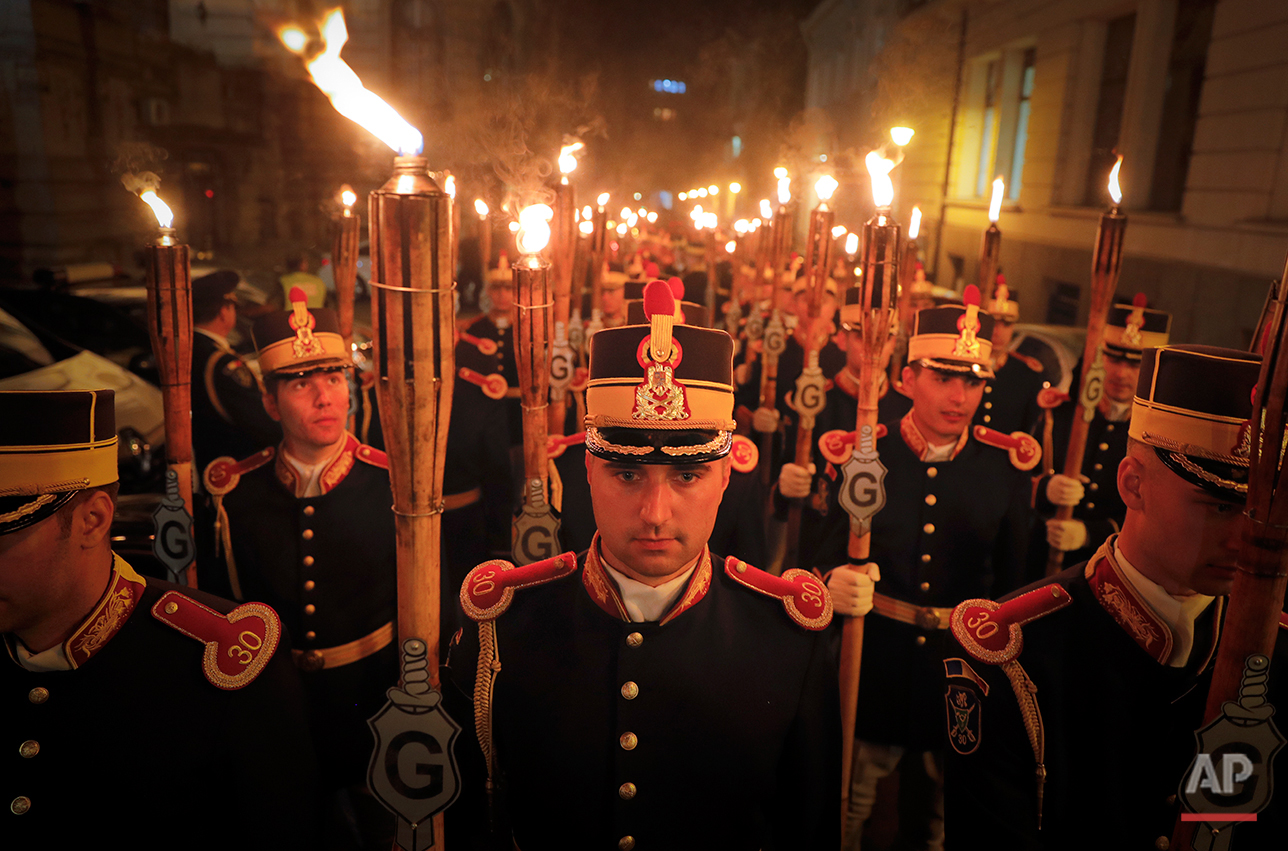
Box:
[974,283,1047,435]
[445,280,840,850]
[1,389,317,848]
[944,345,1286,850]
[204,299,397,794]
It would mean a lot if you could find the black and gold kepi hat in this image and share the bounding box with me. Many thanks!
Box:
[1130,344,1260,499]
[585,279,736,464]
[986,277,1019,323]
[906,284,995,378]
[1104,294,1171,361]
[0,389,118,535]
[253,287,351,378]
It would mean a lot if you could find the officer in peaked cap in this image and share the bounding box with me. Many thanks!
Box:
[944,344,1287,849]
[445,280,840,850]
[202,289,396,846]
[1035,295,1172,577]
[780,285,1037,849]
[190,270,282,474]
[975,276,1048,435]
[1,389,317,848]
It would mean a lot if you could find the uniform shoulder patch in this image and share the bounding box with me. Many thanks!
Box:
[950,584,1072,665]
[220,356,256,388]
[355,444,388,469]
[204,447,275,496]
[724,558,833,630]
[151,591,281,690]
[730,434,759,474]
[547,431,586,460]
[972,425,1041,471]
[1013,351,1045,373]
[460,552,579,622]
[818,424,888,465]
[1037,387,1070,410]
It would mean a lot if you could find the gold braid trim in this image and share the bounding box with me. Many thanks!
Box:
[474,618,502,791]
[1001,659,1047,831]
[211,494,243,600]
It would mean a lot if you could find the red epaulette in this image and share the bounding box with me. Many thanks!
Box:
[355,443,388,469]
[972,425,1041,471]
[204,447,275,497]
[151,591,282,690]
[724,558,832,630]
[950,584,1073,665]
[1037,387,1070,410]
[1013,351,1045,373]
[460,552,579,622]
[547,432,586,459]
[817,424,889,465]
[730,434,759,474]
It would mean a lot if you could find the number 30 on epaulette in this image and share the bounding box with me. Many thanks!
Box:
[152,591,281,690]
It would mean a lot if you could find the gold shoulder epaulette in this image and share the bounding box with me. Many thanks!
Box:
[460,552,579,622]
[204,447,275,497]
[973,425,1041,471]
[730,434,759,474]
[724,558,832,630]
[151,591,281,690]
[950,584,1072,665]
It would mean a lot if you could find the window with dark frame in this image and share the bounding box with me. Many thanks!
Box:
[1148,0,1217,211]
[1084,13,1137,206]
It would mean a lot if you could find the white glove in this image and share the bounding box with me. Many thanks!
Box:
[1045,519,1088,552]
[778,462,815,499]
[734,363,752,386]
[826,563,880,617]
[1045,474,1086,507]
[752,407,780,433]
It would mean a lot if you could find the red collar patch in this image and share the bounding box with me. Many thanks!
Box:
[274,432,362,497]
[63,554,147,668]
[581,535,714,626]
[1086,542,1172,664]
[900,412,969,461]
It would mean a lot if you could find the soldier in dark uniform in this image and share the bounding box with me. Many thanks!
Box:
[1,389,317,849]
[468,257,521,446]
[944,344,1287,849]
[190,269,282,473]
[781,286,1037,849]
[975,278,1047,435]
[445,280,840,850]
[1036,297,1171,575]
[203,290,396,848]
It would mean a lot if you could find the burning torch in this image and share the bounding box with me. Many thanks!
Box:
[979,177,1004,302]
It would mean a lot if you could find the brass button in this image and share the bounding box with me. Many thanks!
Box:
[18,740,39,758]
[735,561,746,573]
[27,688,48,705]
[303,505,315,516]
[984,401,992,409]
[983,415,991,423]
[923,523,935,534]
[1106,424,1115,432]
[303,556,315,567]
[621,682,639,700]
[920,554,931,563]
[925,494,937,506]
[626,632,644,648]
[619,732,638,750]
[10,796,31,815]
[304,580,316,591]
[302,529,314,540]
[1093,463,1103,471]
[1089,483,1099,491]
[1098,442,1109,451]
[618,782,637,800]
[1086,502,1095,510]
[926,467,938,478]
[619,837,636,851]
[165,601,179,615]
[304,604,316,615]
[305,631,316,641]
[920,582,930,592]
[1155,838,1170,850]
[984,385,992,393]
[915,635,927,646]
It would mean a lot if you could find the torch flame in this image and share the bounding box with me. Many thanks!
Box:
[760,199,773,219]
[280,10,423,155]
[444,174,456,199]
[815,175,838,203]
[831,225,847,239]
[865,151,896,208]
[725,240,737,254]
[734,219,749,234]
[559,141,585,175]
[340,187,357,208]
[597,192,610,207]
[517,204,553,254]
[844,232,859,256]
[647,211,658,223]
[579,220,594,235]
[138,190,174,229]
[988,177,1004,222]
[1108,155,1123,205]
[581,205,592,219]
[777,175,791,205]
[774,167,787,179]
[909,206,922,239]
[475,199,489,217]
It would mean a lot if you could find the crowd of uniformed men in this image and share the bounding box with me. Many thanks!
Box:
[3,216,1286,850]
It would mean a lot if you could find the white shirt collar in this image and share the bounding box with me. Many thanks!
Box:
[602,556,700,623]
[14,639,72,672]
[1113,540,1214,667]
[924,441,956,462]
[282,450,327,498]
[195,326,232,352]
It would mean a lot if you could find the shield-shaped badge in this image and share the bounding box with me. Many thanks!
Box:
[512,479,562,566]
[152,469,195,584]
[945,684,982,755]
[838,424,887,535]
[368,639,463,851]
[790,366,827,430]
[1078,347,1106,424]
